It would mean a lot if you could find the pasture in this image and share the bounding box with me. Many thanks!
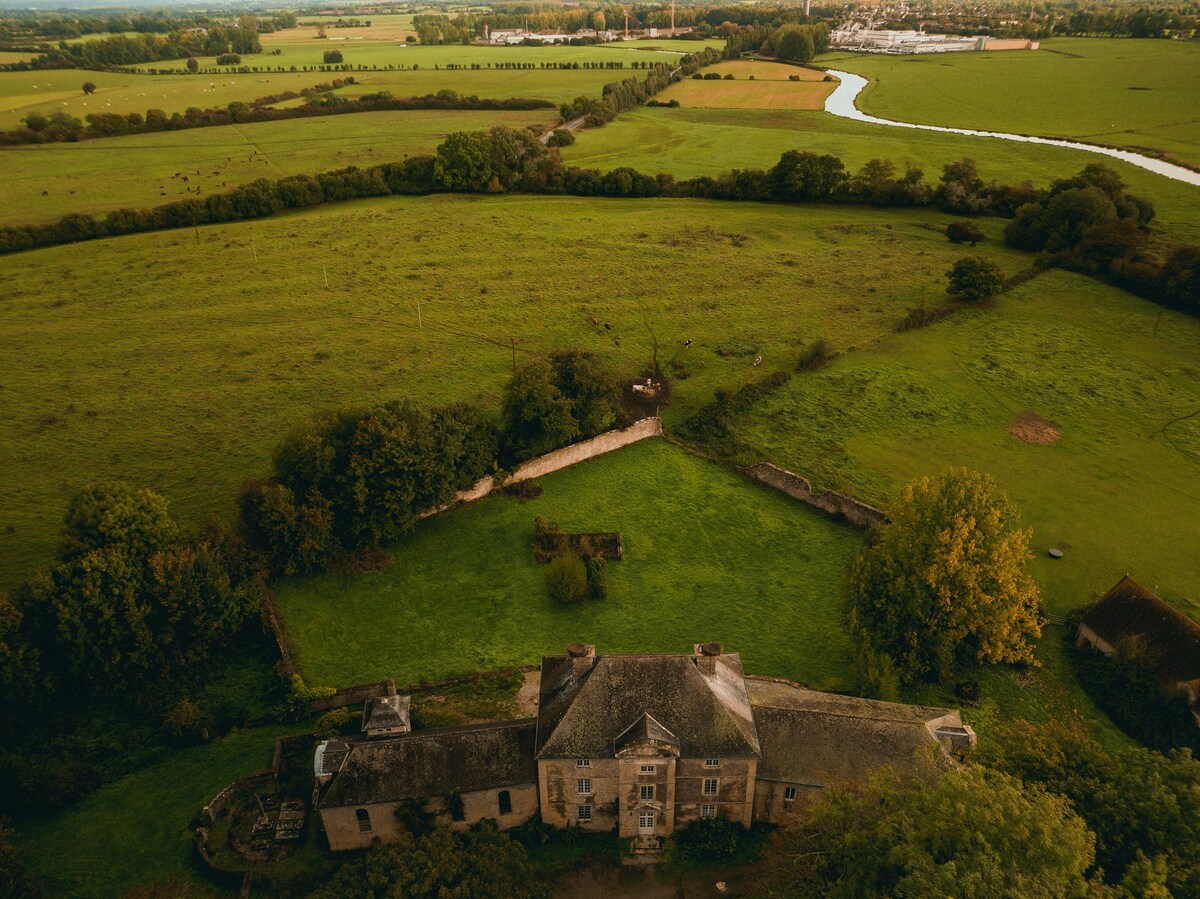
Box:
[274,438,864,688]
[0,42,713,130]
[0,109,557,226]
[561,106,1200,243]
[0,197,1029,588]
[658,58,835,109]
[728,268,1200,619]
[822,37,1200,169]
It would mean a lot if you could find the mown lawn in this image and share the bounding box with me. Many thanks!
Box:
[728,268,1200,620]
[274,438,864,690]
[822,36,1200,169]
[561,106,1200,244]
[0,108,557,226]
[0,196,1027,588]
[16,722,304,899]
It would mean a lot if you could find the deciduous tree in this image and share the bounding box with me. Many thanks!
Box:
[845,469,1042,684]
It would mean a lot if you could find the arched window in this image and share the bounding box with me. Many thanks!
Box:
[355,808,371,832]
[498,790,512,815]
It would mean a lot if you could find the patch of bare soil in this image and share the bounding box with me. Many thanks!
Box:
[1007,412,1061,445]
[516,670,541,717]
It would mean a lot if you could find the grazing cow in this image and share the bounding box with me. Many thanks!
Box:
[42,190,48,196]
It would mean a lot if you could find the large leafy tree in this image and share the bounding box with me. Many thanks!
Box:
[760,767,1096,898]
[845,469,1042,684]
[61,481,178,561]
[501,360,580,463]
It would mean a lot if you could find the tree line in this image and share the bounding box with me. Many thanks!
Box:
[2,127,1195,316]
[722,22,831,62]
[0,86,552,146]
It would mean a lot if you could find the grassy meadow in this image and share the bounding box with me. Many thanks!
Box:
[822,37,1200,169]
[0,197,1022,589]
[728,268,1200,619]
[16,722,303,898]
[562,106,1200,244]
[0,108,557,226]
[274,438,864,688]
[0,42,713,130]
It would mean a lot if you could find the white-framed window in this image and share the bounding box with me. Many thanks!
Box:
[783,786,798,804]
[639,764,656,775]
[639,812,655,831]
[639,784,655,801]
[576,758,590,767]
[355,808,371,832]
[577,804,592,822]
[703,778,718,796]
[701,804,717,818]
[577,778,592,795]
[705,758,720,768]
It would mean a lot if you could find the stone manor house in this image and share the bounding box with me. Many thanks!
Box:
[314,642,975,853]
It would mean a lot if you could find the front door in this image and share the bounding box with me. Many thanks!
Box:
[638,812,655,834]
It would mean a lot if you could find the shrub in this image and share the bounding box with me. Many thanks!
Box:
[946,257,1005,303]
[547,128,575,147]
[216,53,241,65]
[585,555,607,600]
[315,706,356,738]
[723,73,735,80]
[82,81,96,95]
[789,74,801,81]
[945,220,985,245]
[324,49,344,64]
[794,338,831,372]
[186,57,198,72]
[546,552,588,603]
[675,816,741,861]
[163,697,213,745]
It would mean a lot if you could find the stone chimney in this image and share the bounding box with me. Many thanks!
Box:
[693,641,723,674]
[567,642,596,674]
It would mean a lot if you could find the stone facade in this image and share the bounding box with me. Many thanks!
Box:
[316,643,973,853]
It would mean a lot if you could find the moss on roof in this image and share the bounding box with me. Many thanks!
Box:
[1081,575,1200,685]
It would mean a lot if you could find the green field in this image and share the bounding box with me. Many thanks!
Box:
[821,37,1200,169]
[0,42,709,131]
[728,268,1200,620]
[134,38,719,74]
[274,438,864,688]
[0,197,1022,588]
[17,723,301,898]
[0,108,557,226]
[562,106,1200,244]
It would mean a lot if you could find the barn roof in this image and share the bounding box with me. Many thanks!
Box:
[535,648,761,759]
[1080,576,1200,685]
[318,719,537,808]
[747,678,961,786]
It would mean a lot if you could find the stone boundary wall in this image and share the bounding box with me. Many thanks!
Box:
[510,417,663,483]
[308,678,396,713]
[743,462,887,529]
[417,417,662,520]
[261,592,297,677]
[204,769,274,823]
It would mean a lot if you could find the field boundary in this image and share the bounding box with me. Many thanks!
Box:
[742,462,887,529]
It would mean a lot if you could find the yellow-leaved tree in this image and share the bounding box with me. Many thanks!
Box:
[845,468,1043,685]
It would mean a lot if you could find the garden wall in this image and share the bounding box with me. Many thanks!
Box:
[743,462,887,529]
[308,678,396,713]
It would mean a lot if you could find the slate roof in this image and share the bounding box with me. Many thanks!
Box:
[747,678,960,786]
[1080,576,1200,685]
[535,651,761,759]
[362,694,411,733]
[319,719,537,808]
[615,712,680,754]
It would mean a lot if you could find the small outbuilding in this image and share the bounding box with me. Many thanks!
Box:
[1077,575,1200,724]
[362,694,411,738]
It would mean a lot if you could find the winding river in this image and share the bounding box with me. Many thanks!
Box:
[823,69,1200,188]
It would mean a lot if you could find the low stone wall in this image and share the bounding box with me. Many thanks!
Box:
[510,417,663,483]
[261,592,297,677]
[743,463,887,529]
[204,769,274,823]
[308,678,396,713]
